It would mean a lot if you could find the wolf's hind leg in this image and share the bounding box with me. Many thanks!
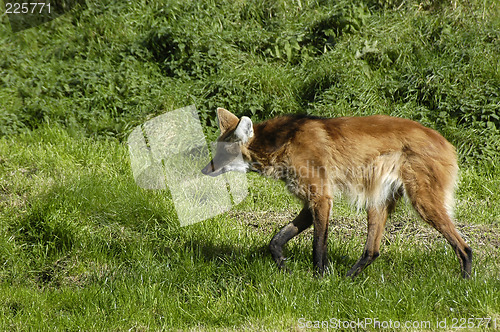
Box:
[346,202,394,278]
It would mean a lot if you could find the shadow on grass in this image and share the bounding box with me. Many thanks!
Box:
[188,234,354,278]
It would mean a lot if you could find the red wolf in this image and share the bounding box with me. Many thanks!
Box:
[202,108,472,278]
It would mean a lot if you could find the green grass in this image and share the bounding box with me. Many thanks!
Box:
[0,125,498,330]
[1,0,499,330]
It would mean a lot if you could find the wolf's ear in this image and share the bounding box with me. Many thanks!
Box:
[234,116,254,143]
[217,108,239,133]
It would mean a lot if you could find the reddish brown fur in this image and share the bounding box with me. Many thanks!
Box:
[202,108,472,278]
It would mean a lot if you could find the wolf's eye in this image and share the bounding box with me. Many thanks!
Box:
[224,143,240,154]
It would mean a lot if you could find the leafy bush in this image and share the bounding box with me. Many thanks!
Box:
[0,0,498,167]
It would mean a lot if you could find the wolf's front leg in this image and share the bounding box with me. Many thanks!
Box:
[269,207,313,270]
[310,195,332,276]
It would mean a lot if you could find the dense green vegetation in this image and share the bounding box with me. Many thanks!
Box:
[1,0,499,165]
[0,0,499,330]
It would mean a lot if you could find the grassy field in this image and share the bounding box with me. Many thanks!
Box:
[1,0,500,330]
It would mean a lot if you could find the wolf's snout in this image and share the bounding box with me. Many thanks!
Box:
[201,160,215,176]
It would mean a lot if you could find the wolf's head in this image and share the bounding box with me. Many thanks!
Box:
[201,108,254,177]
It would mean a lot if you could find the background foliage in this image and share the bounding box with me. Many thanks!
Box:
[1,0,499,168]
